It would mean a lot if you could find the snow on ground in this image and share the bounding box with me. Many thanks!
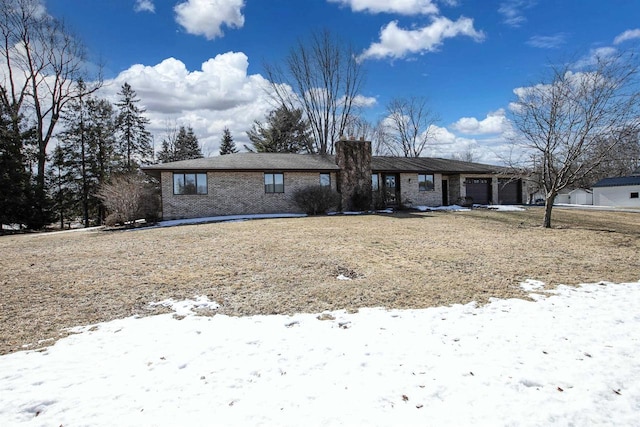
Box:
[1,281,640,426]
[157,213,307,227]
[415,204,471,212]
[486,205,526,212]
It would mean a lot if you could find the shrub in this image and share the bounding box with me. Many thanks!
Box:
[98,173,160,226]
[350,188,372,212]
[293,185,340,215]
[105,212,125,227]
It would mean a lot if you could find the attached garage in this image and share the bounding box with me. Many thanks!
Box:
[498,179,522,204]
[465,178,492,205]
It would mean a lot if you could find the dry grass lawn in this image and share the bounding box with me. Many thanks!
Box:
[1,207,639,355]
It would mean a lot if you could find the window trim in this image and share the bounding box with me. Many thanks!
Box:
[418,173,435,192]
[264,172,285,193]
[173,172,208,195]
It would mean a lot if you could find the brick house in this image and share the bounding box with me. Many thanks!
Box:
[142,138,523,220]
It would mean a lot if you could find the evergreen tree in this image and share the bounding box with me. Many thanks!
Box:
[246,105,312,153]
[87,98,118,184]
[176,126,203,160]
[56,81,118,226]
[115,82,152,170]
[157,125,203,162]
[57,80,92,226]
[0,95,31,228]
[48,144,77,229]
[219,127,238,155]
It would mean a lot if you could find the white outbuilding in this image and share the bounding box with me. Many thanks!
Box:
[592,170,640,208]
[567,188,593,205]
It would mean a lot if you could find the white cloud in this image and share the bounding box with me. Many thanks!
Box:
[359,16,485,60]
[327,0,439,15]
[98,53,274,155]
[174,0,245,40]
[526,33,566,49]
[352,94,378,107]
[425,124,479,157]
[572,47,618,69]
[614,28,640,45]
[498,0,536,28]
[134,0,155,13]
[451,109,511,135]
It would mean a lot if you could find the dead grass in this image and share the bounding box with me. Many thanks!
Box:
[1,207,639,355]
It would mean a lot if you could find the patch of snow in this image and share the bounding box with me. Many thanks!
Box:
[156,213,307,228]
[1,224,21,230]
[149,295,219,316]
[520,279,545,292]
[415,204,471,212]
[486,205,526,212]
[336,274,353,281]
[1,281,640,426]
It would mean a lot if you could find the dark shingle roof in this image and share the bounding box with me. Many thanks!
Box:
[142,153,340,175]
[142,153,509,177]
[371,156,508,174]
[593,175,640,188]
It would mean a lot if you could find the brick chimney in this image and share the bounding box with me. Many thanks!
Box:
[335,136,372,211]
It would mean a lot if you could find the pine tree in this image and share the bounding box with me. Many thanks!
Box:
[56,81,118,226]
[57,80,92,226]
[176,126,203,160]
[157,125,203,162]
[115,82,152,170]
[246,105,312,153]
[48,144,77,229]
[0,95,31,228]
[219,127,238,155]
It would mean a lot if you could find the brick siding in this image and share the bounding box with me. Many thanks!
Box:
[161,171,337,220]
[399,173,443,207]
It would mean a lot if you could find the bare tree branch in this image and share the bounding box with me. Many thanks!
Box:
[263,29,365,154]
[379,96,440,157]
[510,50,640,227]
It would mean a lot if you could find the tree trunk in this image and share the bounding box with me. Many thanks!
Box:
[543,193,556,228]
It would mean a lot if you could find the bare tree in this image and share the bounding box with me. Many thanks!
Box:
[579,127,640,187]
[379,97,440,157]
[97,173,159,226]
[342,115,376,141]
[450,146,478,163]
[156,120,179,163]
[264,29,365,154]
[510,51,640,228]
[0,0,100,193]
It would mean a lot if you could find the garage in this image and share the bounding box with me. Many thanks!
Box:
[465,178,492,205]
[498,179,522,204]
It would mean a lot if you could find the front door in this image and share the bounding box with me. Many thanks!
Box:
[383,174,400,206]
[442,179,449,206]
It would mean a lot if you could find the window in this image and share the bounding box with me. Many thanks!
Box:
[264,173,284,193]
[319,173,331,187]
[631,192,639,199]
[173,173,207,195]
[372,174,379,191]
[418,173,435,191]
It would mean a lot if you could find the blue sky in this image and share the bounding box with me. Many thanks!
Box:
[45,0,640,162]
